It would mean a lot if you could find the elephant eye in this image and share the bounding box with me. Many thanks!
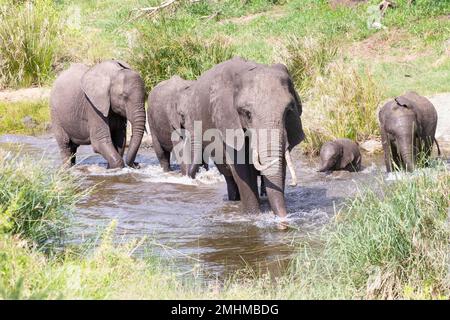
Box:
[238,107,252,121]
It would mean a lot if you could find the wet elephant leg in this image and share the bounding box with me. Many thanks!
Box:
[229,163,260,213]
[216,163,240,201]
[54,124,78,167]
[90,126,124,169]
[111,123,127,158]
[151,131,171,172]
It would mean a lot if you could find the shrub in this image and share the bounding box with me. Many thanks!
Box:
[0,152,84,248]
[301,61,382,154]
[131,20,234,89]
[0,0,63,88]
[284,35,338,96]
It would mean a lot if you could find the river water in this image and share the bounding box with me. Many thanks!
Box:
[0,134,385,278]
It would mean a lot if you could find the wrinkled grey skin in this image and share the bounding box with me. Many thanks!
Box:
[379,91,440,172]
[148,75,196,174]
[318,138,361,172]
[168,57,305,218]
[50,60,146,169]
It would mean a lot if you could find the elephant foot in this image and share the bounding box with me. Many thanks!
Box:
[128,162,141,169]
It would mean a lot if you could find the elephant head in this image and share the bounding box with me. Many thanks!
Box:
[81,60,146,167]
[318,141,342,172]
[210,60,305,218]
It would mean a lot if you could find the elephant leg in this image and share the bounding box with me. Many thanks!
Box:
[54,125,78,166]
[229,163,260,213]
[260,176,267,197]
[111,124,127,158]
[216,163,240,201]
[381,130,392,172]
[90,127,124,169]
[390,141,403,170]
[151,133,171,172]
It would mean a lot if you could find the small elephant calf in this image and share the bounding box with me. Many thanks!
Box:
[379,91,440,172]
[318,138,361,172]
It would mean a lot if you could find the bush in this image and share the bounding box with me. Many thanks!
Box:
[0,0,63,88]
[0,152,84,248]
[284,36,338,96]
[131,20,235,89]
[301,61,382,154]
[290,168,450,299]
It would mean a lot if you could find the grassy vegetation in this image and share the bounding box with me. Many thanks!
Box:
[0,0,63,88]
[0,100,50,135]
[0,151,448,299]
[0,151,82,249]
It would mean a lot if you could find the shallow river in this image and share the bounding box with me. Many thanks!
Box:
[0,134,386,278]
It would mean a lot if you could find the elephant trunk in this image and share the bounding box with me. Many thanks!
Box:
[256,133,288,218]
[126,104,146,166]
[188,132,203,178]
[398,135,415,172]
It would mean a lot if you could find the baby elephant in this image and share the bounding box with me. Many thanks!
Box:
[379,91,440,172]
[318,138,361,172]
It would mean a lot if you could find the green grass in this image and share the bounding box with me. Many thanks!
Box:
[0,0,63,88]
[0,101,50,135]
[0,151,83,249]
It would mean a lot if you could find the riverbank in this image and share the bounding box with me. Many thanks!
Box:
[0,150,448,299]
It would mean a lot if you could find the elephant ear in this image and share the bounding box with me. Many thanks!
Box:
[210,73,243,145]
[113,60,132,70]
[81,68,111,117]
[395,95,424,135]
[286,81,305,150]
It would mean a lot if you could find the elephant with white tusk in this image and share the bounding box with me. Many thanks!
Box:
[155,57,305,218]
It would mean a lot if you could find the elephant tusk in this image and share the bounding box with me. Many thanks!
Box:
[285,149,297,186]
[252,148,277,172]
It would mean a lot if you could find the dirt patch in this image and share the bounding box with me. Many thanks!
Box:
[329,0,367,8]
[429,93,450,154]
[0,87,51,103]
[346,29,432,63]
[220,6,285,25]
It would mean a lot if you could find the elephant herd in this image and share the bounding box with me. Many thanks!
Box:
[50,57,440,220]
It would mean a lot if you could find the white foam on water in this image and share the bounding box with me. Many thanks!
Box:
[211,208,330,230]
[385,166,443,182]
[362,162,379,174]
[72,163,225,186]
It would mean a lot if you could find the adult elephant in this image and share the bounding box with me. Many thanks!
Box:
[379,91,440,172]
[178,57,305,218]
[50,60,146,168]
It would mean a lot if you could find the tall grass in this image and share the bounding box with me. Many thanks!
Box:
[0,151,83,248]
[289,168,450,299]
[305,61,382,155]
[284,35,338,96]
[0,0,63,88]
[131,20,235,89]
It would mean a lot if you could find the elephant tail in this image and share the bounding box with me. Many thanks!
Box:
[434,137,441,157]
